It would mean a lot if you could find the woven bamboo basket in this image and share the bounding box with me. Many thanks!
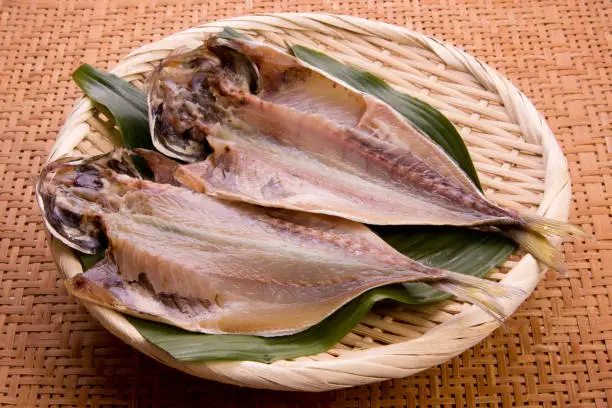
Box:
[45,13,571,391]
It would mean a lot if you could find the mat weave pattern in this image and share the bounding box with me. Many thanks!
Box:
[1,1,610,407]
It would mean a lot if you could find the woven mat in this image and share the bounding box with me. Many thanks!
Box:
[1,1,610,407]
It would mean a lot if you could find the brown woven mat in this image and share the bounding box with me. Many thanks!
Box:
[1,0,610,407]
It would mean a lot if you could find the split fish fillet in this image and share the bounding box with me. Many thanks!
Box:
[37,151,520,336]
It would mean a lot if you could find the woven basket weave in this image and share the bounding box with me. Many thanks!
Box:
[45,13,571,392]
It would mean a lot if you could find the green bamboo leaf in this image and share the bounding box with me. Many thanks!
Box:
[219,27,246,39]
[78,252,105,271]
[73,64,154,150]
[72,29,515,363]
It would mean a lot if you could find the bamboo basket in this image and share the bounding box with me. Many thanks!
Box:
[45,13,571,392]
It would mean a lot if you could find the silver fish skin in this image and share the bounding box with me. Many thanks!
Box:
[148,36,585,272]
[38,151,520,336]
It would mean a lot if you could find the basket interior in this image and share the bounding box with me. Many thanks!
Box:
[62,25,545,363]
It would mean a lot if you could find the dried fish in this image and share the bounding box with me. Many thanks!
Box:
[148,36,584,272]
[37,151,520,336]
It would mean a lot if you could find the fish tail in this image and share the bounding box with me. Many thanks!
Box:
[505,228,567,275]
[505,214,591,275]
[522,214,590,239]
[429,271,524,322]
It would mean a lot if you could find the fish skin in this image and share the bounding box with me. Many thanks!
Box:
[150,36,584,271]
[40,152,519,336]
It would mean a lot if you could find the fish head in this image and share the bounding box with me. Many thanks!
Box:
[147,46,223,163]
[36,150,141,254]
[147,36,264,163]
[207,36,262,95]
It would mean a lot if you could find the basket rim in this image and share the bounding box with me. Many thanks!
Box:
[46,12,572,391]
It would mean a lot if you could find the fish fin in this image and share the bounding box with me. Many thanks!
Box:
[430,272,524,322]
[505,228,568,275]
[66,274,123,309]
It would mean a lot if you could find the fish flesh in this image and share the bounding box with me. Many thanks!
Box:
[37,150,520,336]
[148,35,584,272]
